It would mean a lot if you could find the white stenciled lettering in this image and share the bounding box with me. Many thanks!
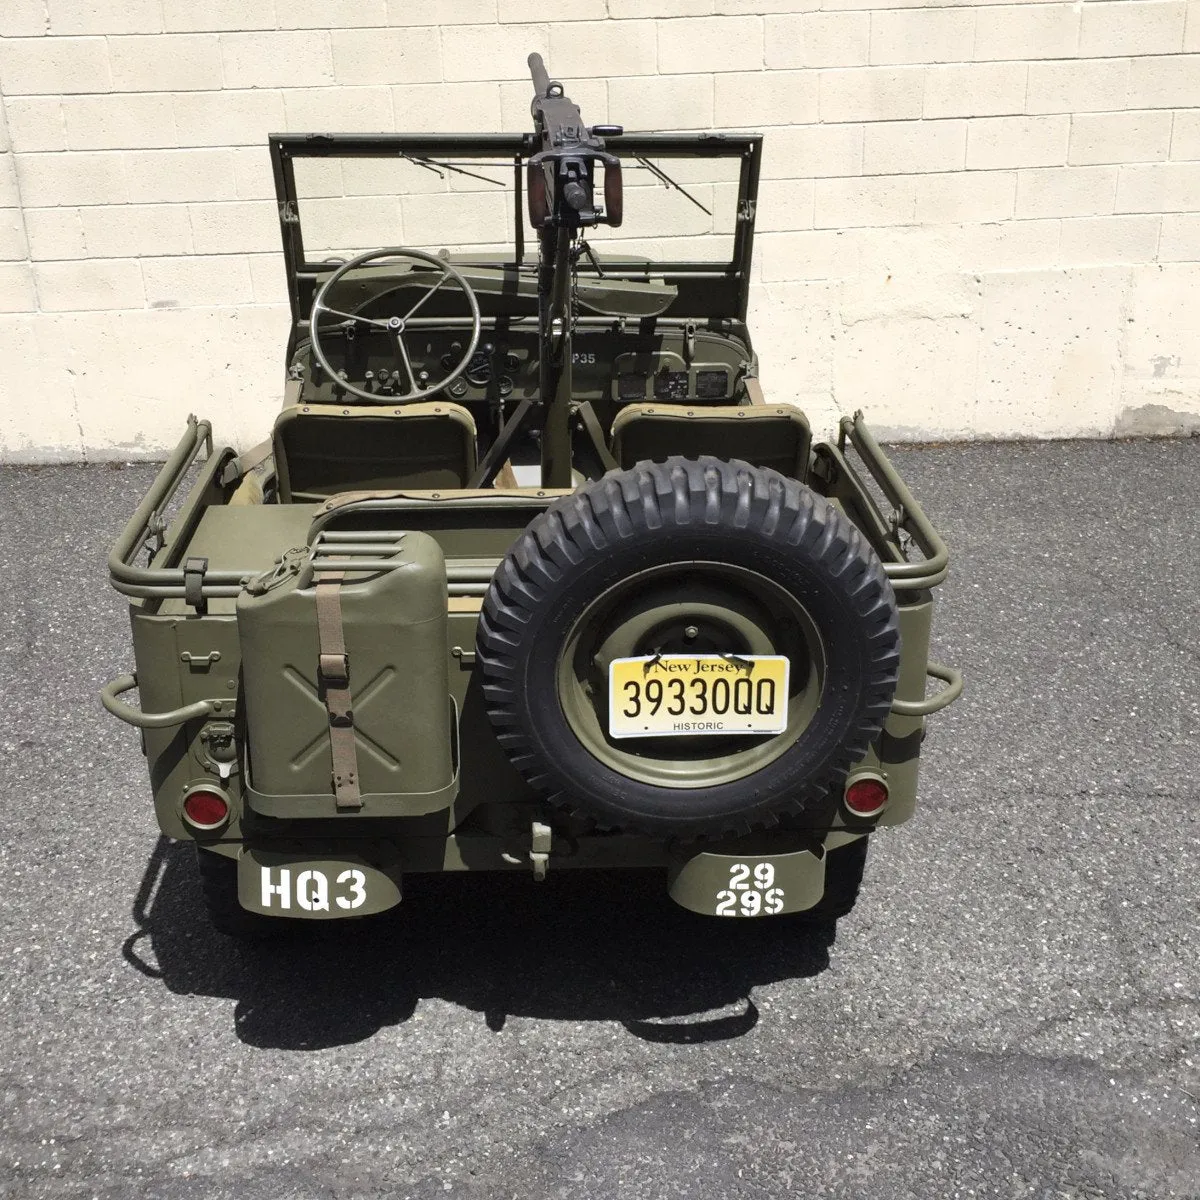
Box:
[261,866,291,910]
[336,868,367,910]
[295,869,330,913]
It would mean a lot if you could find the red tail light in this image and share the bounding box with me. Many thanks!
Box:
[182,787,230,830]
[844,776,889,818]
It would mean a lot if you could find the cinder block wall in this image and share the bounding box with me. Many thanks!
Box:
[1,1,1197,460]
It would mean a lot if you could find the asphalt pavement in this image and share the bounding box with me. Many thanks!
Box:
[0,438,1197,1199]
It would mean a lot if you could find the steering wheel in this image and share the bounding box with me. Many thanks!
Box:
[309,246,482,404]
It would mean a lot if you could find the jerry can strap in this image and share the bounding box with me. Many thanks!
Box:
[315,570,363,811]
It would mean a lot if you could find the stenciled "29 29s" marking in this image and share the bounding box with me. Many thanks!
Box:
[715,861,785,917]
[260,866,367,912]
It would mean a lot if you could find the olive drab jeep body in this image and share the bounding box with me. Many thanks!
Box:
[103,56,961,936]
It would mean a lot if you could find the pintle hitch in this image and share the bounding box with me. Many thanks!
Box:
[530,820,552,881]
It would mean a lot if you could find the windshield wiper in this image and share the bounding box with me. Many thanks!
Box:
[632,156,712,217]
[398,151,505,187]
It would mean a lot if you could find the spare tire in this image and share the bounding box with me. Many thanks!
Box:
[477,457,900,837]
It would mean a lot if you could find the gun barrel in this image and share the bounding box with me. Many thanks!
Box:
[528,52,551,97]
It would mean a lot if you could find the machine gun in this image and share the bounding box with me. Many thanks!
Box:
[527,53,623,486]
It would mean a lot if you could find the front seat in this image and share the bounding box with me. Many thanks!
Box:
[272,402,478,502]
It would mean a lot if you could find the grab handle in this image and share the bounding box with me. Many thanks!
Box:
[100,673,233,729]
[890,662,963,717]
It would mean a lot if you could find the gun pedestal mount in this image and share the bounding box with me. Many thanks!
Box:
[526,52,624,488]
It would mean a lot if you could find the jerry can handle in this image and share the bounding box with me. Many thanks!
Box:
[100,672,234,729]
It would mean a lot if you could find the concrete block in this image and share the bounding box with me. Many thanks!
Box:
[4,98,68,153]
[1170,110,1200,159]
[715,71,819,127]
[500,0,603,19]
[924,62,1028,119]
[766,12,870,69]
[392,82,503,133]
[754,178,816,232]
[125,149,240,203]
[248,253,288,304]
[1058,214,1162,266]
[966,115,1069,170]
[1188,0,1200,50]
[443,23,550,81]
[1069,110,1173,165]
[24,207,87,260]
[0,154,20,209]
[975,268,1126,438]
[1119,263,1200,421]
[835,314,979,440]
[757,229,862,282]
[80,203,194,257]
[1116,162,1200,212]
[390,0,499,23]
[34,258,145,311]
[331,27,442,86]
[189,200,280,255]
[47,0,163,34]
[862,119,966,175]
[0,264,37,313]
[869,7,975,66]
[222,32,336,89]
[301,196,404,256]
[840,268,977,325]
[974,4,1080,61]
[1079,1,1187,58]
[162,0,275,31]
[174,90,286,148]
[953,219,1062,272]
[0,35,111,95]
[745,280,837,398]
[62,93,177,150]
[1157,212,1200,260]
[143,254,254,308]
[915,170,1017,224]
[762,123,862,179]
[657,15,763,73]
[109,33,223,92]
[1015,165,1118,218]
[278,0,388,28]
[0,317,86,460]
[815,176,916,228]
[1128,54,1200,108]
[0,1,48,37]
[819,67,924,122]
[1026,58,1131,116]
[609,74,714,130]
[16,150,129,207]
[283,86,395,132]
[0,209,29,261]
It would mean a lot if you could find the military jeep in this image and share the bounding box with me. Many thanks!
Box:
[103,57,961,936]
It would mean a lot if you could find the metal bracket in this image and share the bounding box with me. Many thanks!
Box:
[180,649,221,670]
[530,820,552,881]
[451,645,477,667]
[183,557,208,614]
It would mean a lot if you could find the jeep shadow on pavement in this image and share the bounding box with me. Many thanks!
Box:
[124,834,836,1049]
[103,55,961,951]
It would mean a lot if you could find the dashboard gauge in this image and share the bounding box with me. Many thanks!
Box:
[504,352,521,372]
[448,378,469,398]
[497,375,514,397]
[465,351,492,387]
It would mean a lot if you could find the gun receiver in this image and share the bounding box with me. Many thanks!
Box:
[527,53,623,230]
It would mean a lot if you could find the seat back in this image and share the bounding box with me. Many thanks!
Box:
[273,402,477,502]
[610,403,812,480]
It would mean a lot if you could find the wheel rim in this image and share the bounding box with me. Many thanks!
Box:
[555,562,826,790]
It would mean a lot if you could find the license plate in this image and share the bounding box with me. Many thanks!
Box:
[608,654,790,739]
